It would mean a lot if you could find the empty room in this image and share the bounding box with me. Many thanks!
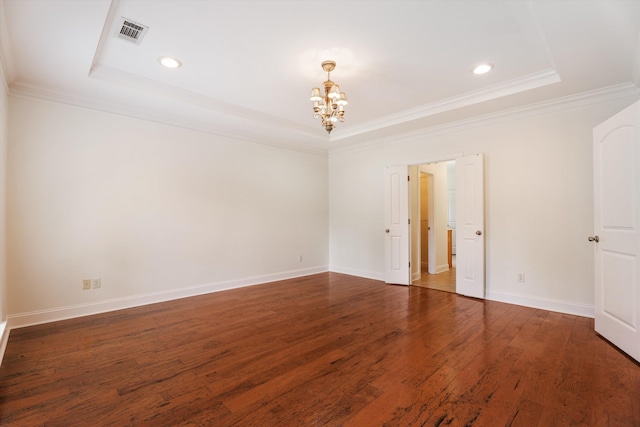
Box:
[0,0,639,425]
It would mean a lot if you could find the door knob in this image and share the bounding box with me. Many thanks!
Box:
[476,230,482,236]
[385,229,390,233]
[588,235,599,243]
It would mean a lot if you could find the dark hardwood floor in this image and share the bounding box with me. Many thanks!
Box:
[1,272,638,426]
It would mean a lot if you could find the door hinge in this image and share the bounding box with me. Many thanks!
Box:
[408,218,410,225]
[409,262,411,268]
[407,175,410,181]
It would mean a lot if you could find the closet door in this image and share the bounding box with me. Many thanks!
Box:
[593,100,640,363]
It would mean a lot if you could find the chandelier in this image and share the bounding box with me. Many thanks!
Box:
[310,60,347,134]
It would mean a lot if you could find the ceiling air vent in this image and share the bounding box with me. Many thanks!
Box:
[115,17,148,45]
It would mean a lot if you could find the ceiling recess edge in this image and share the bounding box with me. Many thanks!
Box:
[331,68,561,142]
[328,82,640,157]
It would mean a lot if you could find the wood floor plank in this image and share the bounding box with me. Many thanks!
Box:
[0,272,638,426]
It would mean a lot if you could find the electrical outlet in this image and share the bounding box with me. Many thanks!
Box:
[517,273,525,283]
[82,279,91,290]
[298,254,303,262]
[92,278,101,289]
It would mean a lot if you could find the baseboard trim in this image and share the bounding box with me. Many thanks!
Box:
[0,321,8,366]
[1,268,595,365]
[436,264,450,274]
[486,290,594,318]
[328,269,594,318]
[6,266,329,331]
[329,265,384,282]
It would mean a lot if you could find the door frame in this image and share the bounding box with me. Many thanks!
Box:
[386,152,485,295]
[420,170,437,275]
[407,153,464,287]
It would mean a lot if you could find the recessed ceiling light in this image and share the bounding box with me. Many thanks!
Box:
[473,63,493,75]
[158,56,182,69]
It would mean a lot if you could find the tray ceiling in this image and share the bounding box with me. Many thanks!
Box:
[1,0,639,153]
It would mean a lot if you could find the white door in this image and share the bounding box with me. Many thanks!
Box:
[455,154,485,298]
[384,165,410,285]
[593,101,640,363]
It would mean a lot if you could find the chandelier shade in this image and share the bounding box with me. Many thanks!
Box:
[310,60,347,134]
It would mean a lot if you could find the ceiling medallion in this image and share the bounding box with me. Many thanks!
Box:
[310,60,348,134]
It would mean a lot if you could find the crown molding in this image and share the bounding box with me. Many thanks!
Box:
[330,0,560,143]
[331,68,561,142]
[9,82,329,157]
[85,1,328,151]
[9,79,639,160]
[89,64,320,138]
[329,82,640,156]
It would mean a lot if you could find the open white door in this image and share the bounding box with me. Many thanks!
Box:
[593,101,640,363]
[384,165,410,285]
[455,154,485,298]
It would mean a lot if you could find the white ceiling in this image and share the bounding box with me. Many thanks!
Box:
[1,0,639,153]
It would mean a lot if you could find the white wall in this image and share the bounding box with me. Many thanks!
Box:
[4,88,637,326]
[0,56,8,359]
[0,61,7,324]
[329,98,636,316]
[7,96,328,323]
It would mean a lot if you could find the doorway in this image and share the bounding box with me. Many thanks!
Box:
[384,154,484,297]
[411,161,456,293]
